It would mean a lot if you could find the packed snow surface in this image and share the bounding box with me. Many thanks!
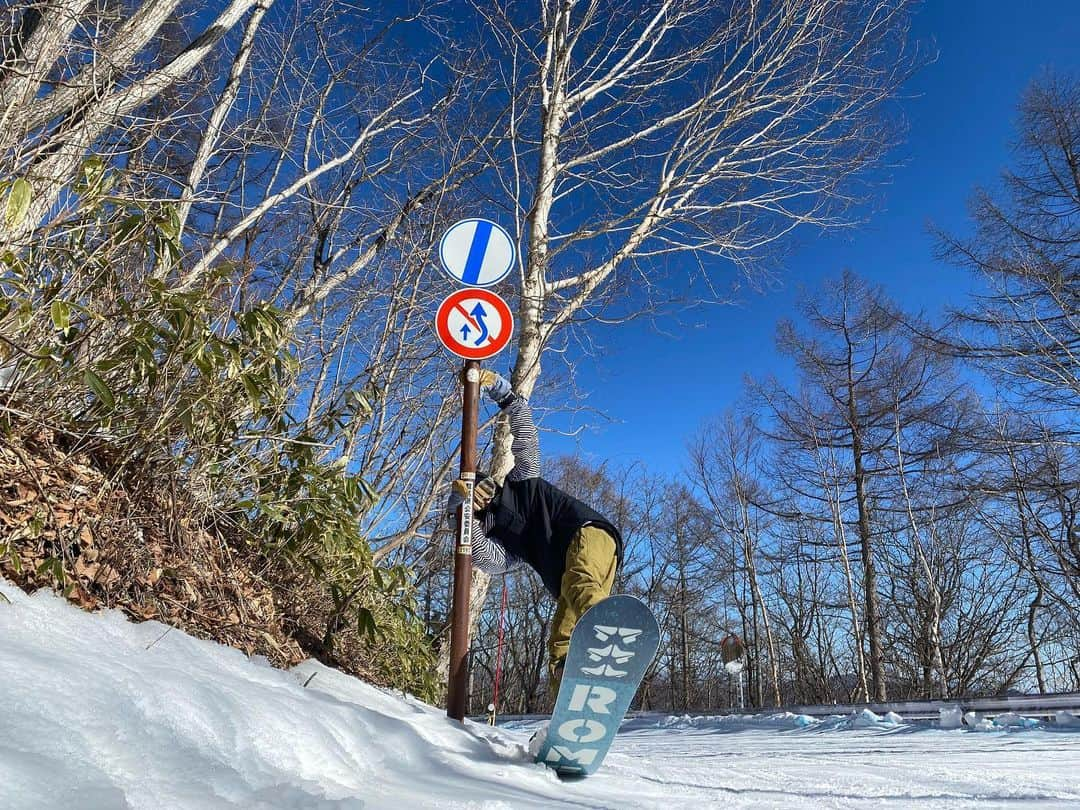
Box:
[3,580,1079,809]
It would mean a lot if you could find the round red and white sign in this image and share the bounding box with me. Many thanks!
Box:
[435,288,514,360]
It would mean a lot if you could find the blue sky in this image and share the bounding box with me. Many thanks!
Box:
[536,0,1080,477]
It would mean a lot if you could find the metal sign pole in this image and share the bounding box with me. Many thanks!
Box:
[436,216,514,721]
[447,360,480,721]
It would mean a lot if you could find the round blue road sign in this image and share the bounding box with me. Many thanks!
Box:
[438,218,515,287]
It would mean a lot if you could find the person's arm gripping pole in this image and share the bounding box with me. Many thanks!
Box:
[447,360,479,722]
[500,391,540,482]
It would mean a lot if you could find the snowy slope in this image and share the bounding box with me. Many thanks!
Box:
[2,579,1079,810]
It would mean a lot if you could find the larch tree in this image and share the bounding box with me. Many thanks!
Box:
[751,271,977,702]
[937,71,1080,433]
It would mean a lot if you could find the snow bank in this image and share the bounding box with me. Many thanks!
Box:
[622,708,914,734]
[627,706,1064,737]
[619,711,819,733]
[0,579,568,809]
[3,578,1079,809]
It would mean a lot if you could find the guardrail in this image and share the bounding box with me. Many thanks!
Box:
[489,691,1080,724]
[788,691,1080,720]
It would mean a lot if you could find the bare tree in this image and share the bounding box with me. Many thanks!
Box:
[805,425,871,700]
[751,272,977,701]
[0,0,263,245]
[971,414,1080,692]
[458,0,921,669]
[689,412,783,706]
[468,565,553,715]
[0,2,507,691]
[937,71,1080,433]
[0,0,493,526]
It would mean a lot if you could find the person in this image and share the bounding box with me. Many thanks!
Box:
[448,368,623,697]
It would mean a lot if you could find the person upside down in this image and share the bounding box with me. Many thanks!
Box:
[448,369,624,697]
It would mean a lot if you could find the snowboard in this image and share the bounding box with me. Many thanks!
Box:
[534,594,660,777]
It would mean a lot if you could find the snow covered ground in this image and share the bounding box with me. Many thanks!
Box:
[2,579,1079,810]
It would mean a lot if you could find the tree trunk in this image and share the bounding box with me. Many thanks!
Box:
[851,452,886,702]
[1028,578,1047,694]
[2,0,259,245]
[680,565,690,711]
[845,343,887,703]
[831,481,871,701]
[740,502,781,706]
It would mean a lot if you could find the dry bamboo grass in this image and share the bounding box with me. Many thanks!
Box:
[0,419,305,668]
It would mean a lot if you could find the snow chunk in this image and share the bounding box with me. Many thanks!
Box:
[526,722,549,758]
[836,708,906,729]
[792,713,819,728]
[964,711,996,731]
[993,712,1041,729]
[1055,710,1080,727]
[939,705,964,729]
[849,709,881,728]
[960,712,1043,732]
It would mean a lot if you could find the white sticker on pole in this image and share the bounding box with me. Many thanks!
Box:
[439,218,515,287]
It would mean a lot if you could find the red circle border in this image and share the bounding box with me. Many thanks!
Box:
[436,288,515,360]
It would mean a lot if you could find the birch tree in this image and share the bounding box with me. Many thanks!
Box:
[0,0,490,502]
[456,0,920,643]
[483,0,917,394]
[0,0,262,245]
[0,1,496,685]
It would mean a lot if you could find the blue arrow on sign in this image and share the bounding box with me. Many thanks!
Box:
[469,302,490,346]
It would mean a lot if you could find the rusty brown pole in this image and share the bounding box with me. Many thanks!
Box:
[447,359,480,721]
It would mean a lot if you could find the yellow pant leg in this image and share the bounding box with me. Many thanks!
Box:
[548,525,618,695]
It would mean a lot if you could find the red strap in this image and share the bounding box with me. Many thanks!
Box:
[492,580,509,713]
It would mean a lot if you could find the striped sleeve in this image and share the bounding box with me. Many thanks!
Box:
[470,512,513,574]
[503,395,540,481]
[458,386,537,576]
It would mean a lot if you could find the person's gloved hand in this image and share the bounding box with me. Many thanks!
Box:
[472,475,498,512]
[446,480,465,514]
[458,367,513,406]
[446,476,498,514]
[481,371,512,404]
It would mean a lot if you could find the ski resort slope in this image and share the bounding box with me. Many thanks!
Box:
[2,580,1079,810]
